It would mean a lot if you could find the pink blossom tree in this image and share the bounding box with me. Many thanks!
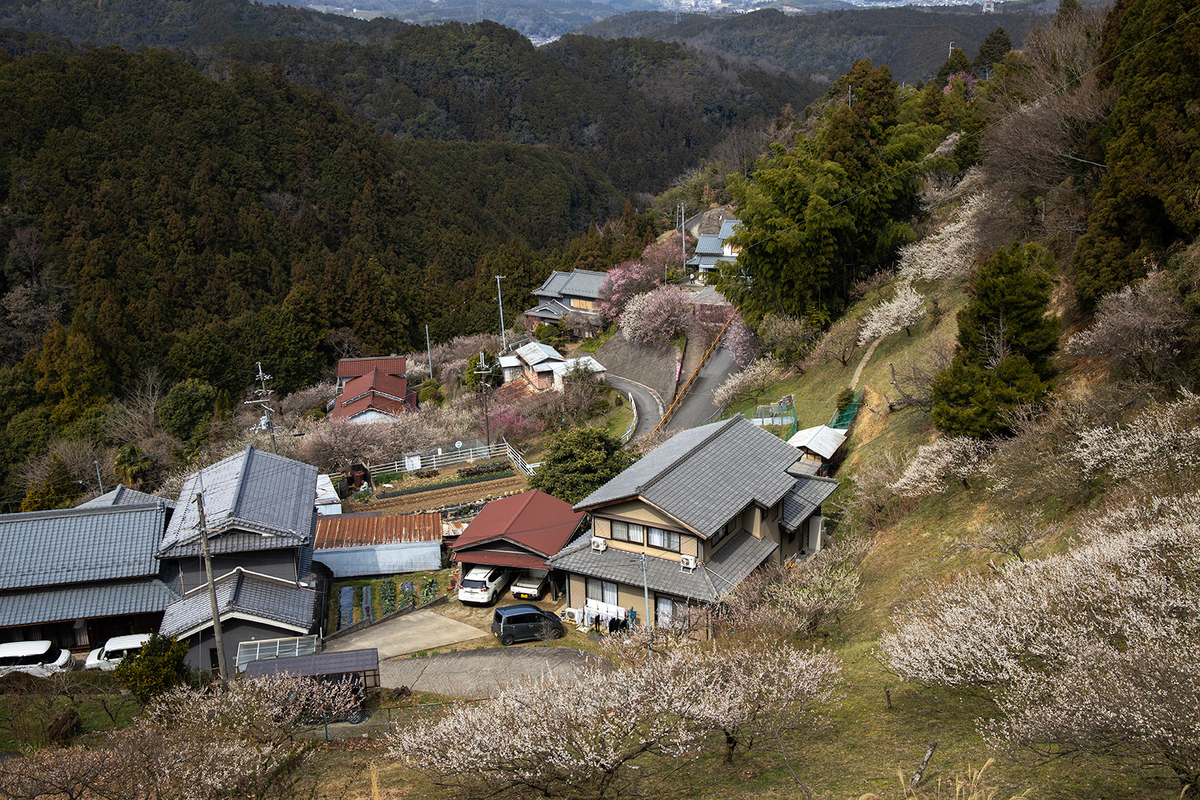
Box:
[598,259,663,323]
[620,286,691,347]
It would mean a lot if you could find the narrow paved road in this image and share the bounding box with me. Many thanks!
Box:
[381,646,592,698]
[666,346,739,432]
[604,374,663,441]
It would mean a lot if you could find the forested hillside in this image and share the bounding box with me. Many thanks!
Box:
[1,0,822,194]
[0,42,643,496]
[578,7,1041,84]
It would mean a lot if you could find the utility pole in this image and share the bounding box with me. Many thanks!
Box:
[641,552,652,666]
[474,352,493,446]
[495,275,507,352]
[244,362,278,453]
[848,83,853,108]
[196,490,229,681]
[425,325,433,380]
[676,203,686,281]
[94,460,103,495]
[948,41,955,58]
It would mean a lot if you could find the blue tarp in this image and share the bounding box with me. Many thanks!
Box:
[338,586,354,629]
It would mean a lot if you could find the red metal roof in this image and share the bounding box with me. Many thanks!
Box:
[451,490,584,565]
[337,357,407,379]
[452,549,550,570]
[315,512,441,549]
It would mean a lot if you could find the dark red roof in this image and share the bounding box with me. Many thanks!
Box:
[451,491,584,566]
[337,357,407,380]
[315,512,441,549]
[330,369,411,422]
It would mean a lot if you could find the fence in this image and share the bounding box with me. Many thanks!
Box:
[829,389,864,430]
[368,440,535,479]
[651,313,736,436]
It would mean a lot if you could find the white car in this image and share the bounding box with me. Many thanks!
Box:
[85,633,152,671]
[458,566,510,604]
[0,640,76,677]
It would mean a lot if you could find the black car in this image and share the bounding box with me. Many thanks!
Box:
[491,604,565,646]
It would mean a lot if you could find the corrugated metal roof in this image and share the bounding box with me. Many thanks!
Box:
[159,569,315,638]
[0,503,167,591]
[159,447,317,558]
[315,542,442,578]
[337,357,406,379]
[787,425,847,460]
[0,578,178,628]
[575,418,809,537]
[245,648,378,679]
[315,513,441,548]
[516,342,564,367]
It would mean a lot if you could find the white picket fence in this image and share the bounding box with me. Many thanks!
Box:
[368,440,536,478]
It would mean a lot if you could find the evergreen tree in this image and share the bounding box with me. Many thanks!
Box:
[527,428,635,505]
[936,47,973,85]
[973,27,1012,76]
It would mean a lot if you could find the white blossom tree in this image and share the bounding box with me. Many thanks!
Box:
[713,355,782,409]
[880,494,1200,793]
[888,436,993,497]
[857,285,927,346]
[0,676,361,800]
[1071,391,1200,485]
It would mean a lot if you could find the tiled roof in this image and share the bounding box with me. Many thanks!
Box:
[717,219,741,242]
[575,418,806,537]
[337,357,407,379]
[452,491,584,560]
[315,513,442,549]
[0,503,168,591]
[779,476,839,532]
[159,446,317,559]
[0,579,178,628]
[532,269,607,302]
[693,234,725,257]
[547,530,776,603]
[159,569,315,638]
[787,425,847,460]
[330,369,410,423]
[79,484,176,510]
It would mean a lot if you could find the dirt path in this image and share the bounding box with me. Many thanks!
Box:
[355,474,529,515]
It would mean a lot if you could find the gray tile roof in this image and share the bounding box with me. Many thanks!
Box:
[0,503,168,591]
[547,530,776,603]
[693,234,725,257]
[780,475,839,532]
[717,219,741,241]
[79,484,176,510]
[533,269,607,301]
[0,579,178,628]
[159,446,317,559]
[575,418,808,537]
[159,569,316,638]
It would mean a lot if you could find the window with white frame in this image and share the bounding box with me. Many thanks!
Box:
[586,578,618,606]
[647,526,680,552]
[610,519,644,544]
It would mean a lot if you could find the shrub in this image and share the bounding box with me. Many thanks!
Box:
[114,634,189,704]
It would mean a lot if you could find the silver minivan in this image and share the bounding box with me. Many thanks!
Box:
[0,640,75,677]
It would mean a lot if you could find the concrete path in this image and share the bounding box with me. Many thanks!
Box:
[605,374,663,441]
[323,609,489,659]
[381,646,593,698]
[666,345,739,432]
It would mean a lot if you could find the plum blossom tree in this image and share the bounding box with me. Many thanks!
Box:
[713,355,782,409]
[888,436,993,497]
[857,285,927,346]
[0,676,361,800]
[880,494,1200,793]
[1071,391,1200,485]
[598,259,662,323]
[724,313,761,367]
[620,286,691,347]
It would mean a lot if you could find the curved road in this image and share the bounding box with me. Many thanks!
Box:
[604,374,663,441]
[666,345,739,432]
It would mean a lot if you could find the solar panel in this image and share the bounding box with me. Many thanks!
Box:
[244,648,379,679]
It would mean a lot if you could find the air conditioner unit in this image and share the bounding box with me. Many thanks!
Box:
[590,536,608,553]
[679,555,697,571]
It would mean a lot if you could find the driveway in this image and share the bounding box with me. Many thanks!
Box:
[666,345,739,431]
[323,609,489,659]
[380,646,593,698]
[604,374,663,440]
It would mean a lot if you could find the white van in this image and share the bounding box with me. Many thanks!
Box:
[85,633,152,671]
[0,640,75,677]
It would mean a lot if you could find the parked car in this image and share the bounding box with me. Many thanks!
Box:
[85,633,152,671]
[510,570,549,601]
[458,566,510,604]
[0,640,75,677]
[491,604,564,646]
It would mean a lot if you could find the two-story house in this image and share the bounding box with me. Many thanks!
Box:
[548,417,838,634]
[524,269,607,335]
[157,446,322,672]
[330,356,417,424]
[686,218,742,277]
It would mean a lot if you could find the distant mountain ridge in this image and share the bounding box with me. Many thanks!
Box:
[576,7,1043,84]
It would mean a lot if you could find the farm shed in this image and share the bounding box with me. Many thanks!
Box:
[314,512,442,578]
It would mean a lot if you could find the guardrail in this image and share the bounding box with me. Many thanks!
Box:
[368,440,535,478]
[650,313,736,436]
[620,391,637,443]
